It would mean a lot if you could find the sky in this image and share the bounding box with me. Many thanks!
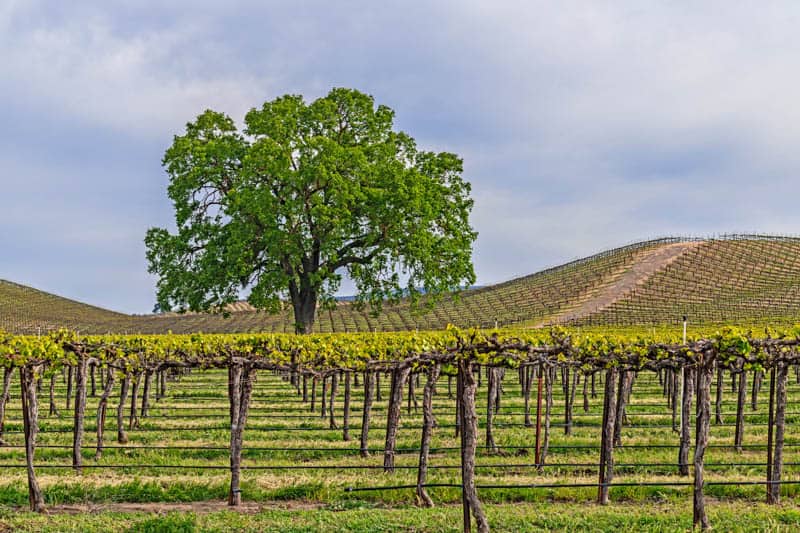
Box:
[3,1,800,314]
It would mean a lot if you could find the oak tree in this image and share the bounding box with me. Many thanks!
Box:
[146,88,477,333]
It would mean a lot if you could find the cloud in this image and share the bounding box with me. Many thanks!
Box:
[4,1,800,312]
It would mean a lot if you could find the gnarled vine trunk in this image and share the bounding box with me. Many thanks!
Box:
[383,367,410,473]
[458,359,489,533]
[0,367,12,444]
[416,364,441,507]
[95,367,116,460]
[360,372,373,457]
[20,365,45,512]
[72,353,88,473]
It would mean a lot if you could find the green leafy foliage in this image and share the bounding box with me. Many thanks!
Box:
[145,88,477,333]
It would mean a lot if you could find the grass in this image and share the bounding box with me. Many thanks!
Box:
[2,501,800,532]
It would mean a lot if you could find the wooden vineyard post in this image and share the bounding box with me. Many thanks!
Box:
[72,351,89,473]
[458,359,489,533]
[228,361,256,506]
[597,367,618,505]
[693,358,712,530]
[20,365,45,512]
[416,364,440,507]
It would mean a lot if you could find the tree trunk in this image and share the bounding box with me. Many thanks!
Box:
[360,372,374,457]
[95,368,116,460]
[383,367,410,473]
[416,364,441,507]
[290,285,317,334]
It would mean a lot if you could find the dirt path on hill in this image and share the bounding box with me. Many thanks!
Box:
[538,241,704,326]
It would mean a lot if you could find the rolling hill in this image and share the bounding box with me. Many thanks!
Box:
[3,234,800,334]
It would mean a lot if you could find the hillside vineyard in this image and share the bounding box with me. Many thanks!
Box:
[4,234,800,335]
[1,326,799,531]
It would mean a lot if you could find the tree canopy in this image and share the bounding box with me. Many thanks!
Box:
[146,87,477,333]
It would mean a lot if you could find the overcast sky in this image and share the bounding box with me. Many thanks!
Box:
[3,1,800,313]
